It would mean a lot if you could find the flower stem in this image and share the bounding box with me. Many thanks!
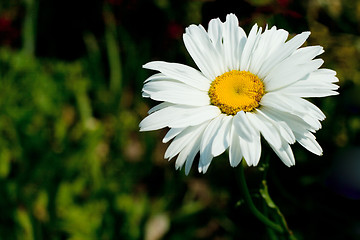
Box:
[22,0,38,57]
[238,162,284,233]
[104,4,122,95]
[260,180,297,240]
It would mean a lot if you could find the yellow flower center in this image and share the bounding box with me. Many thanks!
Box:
[208,70,265,115]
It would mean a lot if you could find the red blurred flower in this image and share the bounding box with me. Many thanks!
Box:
[0,15,19,46]
[167,22,183,40]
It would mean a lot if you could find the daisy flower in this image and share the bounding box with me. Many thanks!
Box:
[139,13,339,175]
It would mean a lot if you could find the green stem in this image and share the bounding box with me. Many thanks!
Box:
[259,153,297,239]
[22,0,38,57]
[104,4,122,94]
[260,180,297,240]
[262,195,278,240]
[238,162,284,233]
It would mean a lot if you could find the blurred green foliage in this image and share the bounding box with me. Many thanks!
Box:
[0,0,359,239]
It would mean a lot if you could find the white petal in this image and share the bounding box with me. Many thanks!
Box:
[249,26,289,76]
[143,72,164,83]
[175,131,202,170]
[163,127,185,143]
[183,128,206,175]
[256,108,296,144]
[258,31,310,78]
[174,124,207,174]
[254,110,296,166]
[260,105,323,156]
[165,127,194,160]
[290,74,339,89]
[140,104,182,131]
[268,140,295,167]
[198,155,213,174]
[223,14,247,71]
[284,95,326,120]
[296,132,323,156]
[140,105,219,131]
[165,123,208,160]
[143,79,210,106]
[233,111,254,141]
[211,115,232,157]
[264,59,324,91]
[280,69,339,97]
[200,115,224,154]
[312,68,338,81]
[292,45,324,62]
[279,84,339,98]
[246,111,282,149]
[208,17,225,64]
[142,91,150,98]
[240,24,261,71]
[263,27,289,57]
[261,105,314,133]
[143,62,210,90]
[184,138,201,175]
[260,93,323,131]
[147,91,209,106]
[183,24,224,80]
[239,116,262,166]
[148,102,174,114]
[175,145,190,170]
[169,106,221,128]
[198,115,224,173]
[229,124,243,167]
[208,17,223,47]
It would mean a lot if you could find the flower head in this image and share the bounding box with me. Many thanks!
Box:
[140,13,339,174]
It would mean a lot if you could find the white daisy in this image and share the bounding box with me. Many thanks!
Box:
[139,13,339,175]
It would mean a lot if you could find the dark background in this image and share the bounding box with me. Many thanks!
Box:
[0,0,359,239]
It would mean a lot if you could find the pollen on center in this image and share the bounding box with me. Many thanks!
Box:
[208,70,265,115]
